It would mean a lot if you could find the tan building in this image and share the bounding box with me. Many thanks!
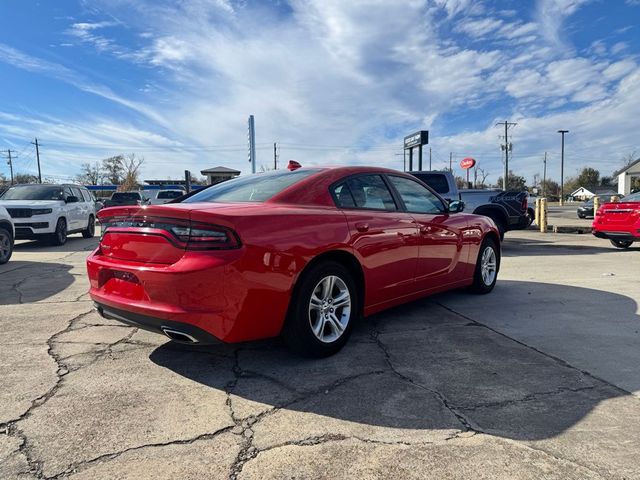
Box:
[200,166,241,185]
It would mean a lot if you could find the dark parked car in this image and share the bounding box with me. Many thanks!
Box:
[577,195,622,218]
[103,191,148,208]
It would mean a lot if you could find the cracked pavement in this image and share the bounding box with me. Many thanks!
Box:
[1,230,639,479]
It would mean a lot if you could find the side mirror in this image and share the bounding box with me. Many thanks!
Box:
[449,200,465,213]
[66,195,79,203]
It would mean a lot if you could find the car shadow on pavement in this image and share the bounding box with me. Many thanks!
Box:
[14,236,99,253]
[149,280,639,442]
[502,237,640,256]
[0,261,75,304]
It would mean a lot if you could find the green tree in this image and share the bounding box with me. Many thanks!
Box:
[576,167,600,190]
[102,155,124,185]
[495,170,526,190]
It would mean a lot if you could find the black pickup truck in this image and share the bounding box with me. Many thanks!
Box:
[409,171,530,239]
[103,191,148,208]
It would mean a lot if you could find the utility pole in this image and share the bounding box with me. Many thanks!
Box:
[273,142,278,170]
[4,150,16,184]
[32,138,42,183]
[449,152,453,173]
[558,130,568,206]
[496,121,516,190]
[429,147,432,170]
[542,152,547,198]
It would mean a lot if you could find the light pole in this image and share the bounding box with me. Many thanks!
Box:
[558,130,568,205]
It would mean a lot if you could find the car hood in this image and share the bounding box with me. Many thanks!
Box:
[0,200,64,208]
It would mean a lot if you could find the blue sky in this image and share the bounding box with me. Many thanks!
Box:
[1,0,639,185]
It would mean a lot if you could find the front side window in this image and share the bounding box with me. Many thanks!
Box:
[332,175,397,211]
[388,175,445,214]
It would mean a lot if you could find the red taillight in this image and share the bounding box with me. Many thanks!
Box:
[99,215,241,250]
[522,196,528,211]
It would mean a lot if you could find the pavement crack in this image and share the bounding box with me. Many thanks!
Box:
[433,301,636,399]
[368,320,475,434]
[47,426,235,479]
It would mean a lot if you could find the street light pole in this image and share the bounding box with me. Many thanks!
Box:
[558,130,569,206]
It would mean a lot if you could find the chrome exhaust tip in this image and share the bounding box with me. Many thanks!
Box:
[161,327,199,344]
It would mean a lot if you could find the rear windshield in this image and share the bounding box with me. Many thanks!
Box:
[1,185,64,200]
[183,169,321,203]
[112,192,141,200]
[411,173,449,194]
[157,190,184,199]
[622,191,640,202]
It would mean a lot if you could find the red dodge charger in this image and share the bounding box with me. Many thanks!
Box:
[87,165,500,357]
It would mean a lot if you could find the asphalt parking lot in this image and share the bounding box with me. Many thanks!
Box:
[1,228,639,479]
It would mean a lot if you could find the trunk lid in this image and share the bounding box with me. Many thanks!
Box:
[596,202,640,226]
[98,205,193,264]
[97,203,249,264]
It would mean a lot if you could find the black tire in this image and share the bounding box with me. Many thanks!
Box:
[525,208,535,227]
[282,261,357,357]
[489,216,506,241]
[610,239,632,249]
[470,238,500,294]
[82,216,95,238]
[0,227,13,264]
[577,214,585,219]
[50,218,68,246]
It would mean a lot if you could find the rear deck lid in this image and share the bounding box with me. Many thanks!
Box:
[597,201,640,226]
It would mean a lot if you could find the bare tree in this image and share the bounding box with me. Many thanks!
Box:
[120,154,144,191]
[476,168,490,188]
[75,162,103,185]
[622,151,638,167]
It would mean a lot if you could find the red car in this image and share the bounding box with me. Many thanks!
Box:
[87,165,500,357]
[592,191,640,249]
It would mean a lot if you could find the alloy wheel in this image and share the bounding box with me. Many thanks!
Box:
[308,275,351,343]
[481,246,497,286]
[0,231,11,262]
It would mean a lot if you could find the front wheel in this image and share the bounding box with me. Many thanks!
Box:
[283,261,357,357]
[49,218,68,246]
[610,239,632,249]
[470,238,500,294]
[82,216,95,238]
[0,227,13,264]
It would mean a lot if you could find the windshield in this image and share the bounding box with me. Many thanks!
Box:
[112,192,141,200]
[183,169,321,203]
[1,185,64,201]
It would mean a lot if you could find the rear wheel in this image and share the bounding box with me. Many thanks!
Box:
[470,238,499,294]
[0,227,13,264]
[49,218,68,246]
[82,216,95,238]
[489,215,506,241]
[283,261,357,357]
[610,239,632,249]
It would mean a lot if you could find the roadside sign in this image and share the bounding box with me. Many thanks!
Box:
[460,157,476,169]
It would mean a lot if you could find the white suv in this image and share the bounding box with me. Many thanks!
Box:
[0,184,96,245]
[0,206,14,263]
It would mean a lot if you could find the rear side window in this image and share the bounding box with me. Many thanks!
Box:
[183,169,320,203]
[411,173,449,194]
[332,175,397,211]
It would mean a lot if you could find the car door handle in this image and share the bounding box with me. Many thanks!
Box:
[355,222,369,233]
[419,225,431,234]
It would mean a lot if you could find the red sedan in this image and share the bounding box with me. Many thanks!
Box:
[592,191,640,249]
[87,165,500,357]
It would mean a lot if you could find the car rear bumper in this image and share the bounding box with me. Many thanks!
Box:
[94,302,222,344]
[592,230,639,242]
